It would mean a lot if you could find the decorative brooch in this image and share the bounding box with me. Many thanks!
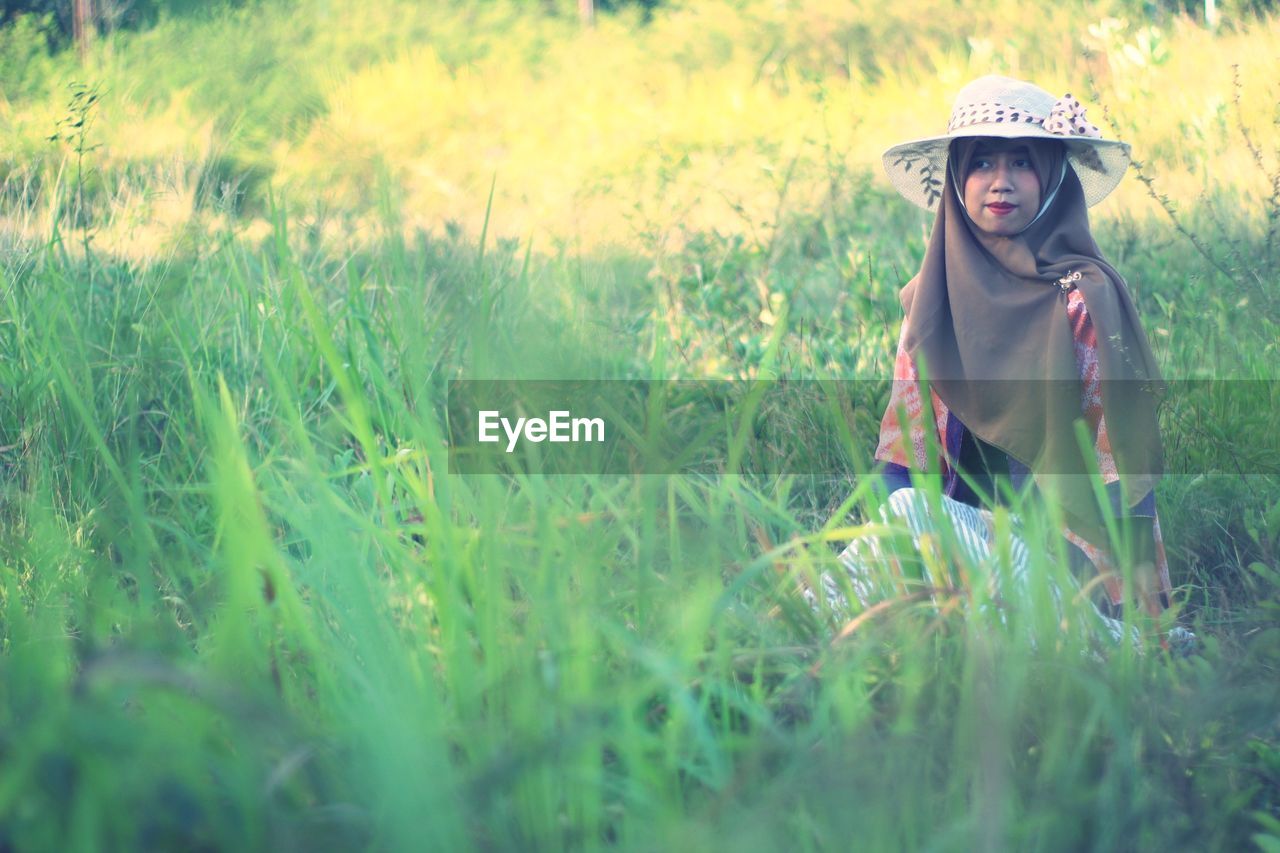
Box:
[1056,270,1082,292]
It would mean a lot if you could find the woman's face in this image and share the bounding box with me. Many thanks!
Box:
[962,140,1042,236]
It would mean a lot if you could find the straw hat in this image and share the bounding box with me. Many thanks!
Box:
[883,75,1131,210]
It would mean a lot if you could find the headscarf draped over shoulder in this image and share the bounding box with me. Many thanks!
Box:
[898,137,1163,538]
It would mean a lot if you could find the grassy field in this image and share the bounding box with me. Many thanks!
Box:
[2,0,1279,850]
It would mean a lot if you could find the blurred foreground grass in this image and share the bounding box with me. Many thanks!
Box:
[1,189,1278,849]
[2,1,1280,850]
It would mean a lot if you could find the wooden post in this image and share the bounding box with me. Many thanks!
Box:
[578,0,594,27]
[73,0,93,62]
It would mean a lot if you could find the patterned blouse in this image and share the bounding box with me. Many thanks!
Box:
[873,288,1172,608]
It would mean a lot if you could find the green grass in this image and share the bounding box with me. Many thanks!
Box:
[1,175,1278,849]
[3,0,1279,253]
[2,1,1280,850]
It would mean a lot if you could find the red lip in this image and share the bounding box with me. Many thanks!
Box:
[987,202,1016,214]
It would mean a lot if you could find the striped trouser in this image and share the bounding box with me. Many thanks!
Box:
[814,488,1140,648]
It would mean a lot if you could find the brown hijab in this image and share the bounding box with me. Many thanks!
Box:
[900,137,1163,537]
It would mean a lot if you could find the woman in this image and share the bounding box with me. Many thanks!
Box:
[820,75,1193,652]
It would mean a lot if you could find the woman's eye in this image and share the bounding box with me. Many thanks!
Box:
[1014,158,1033,169]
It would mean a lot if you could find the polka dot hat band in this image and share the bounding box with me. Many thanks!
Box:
[883,75,1130,210]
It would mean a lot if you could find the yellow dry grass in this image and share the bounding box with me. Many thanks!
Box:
[2,0,1277,256]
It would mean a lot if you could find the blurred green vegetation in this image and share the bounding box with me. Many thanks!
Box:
[0,0,1277,251]
[1,1,1279,850]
